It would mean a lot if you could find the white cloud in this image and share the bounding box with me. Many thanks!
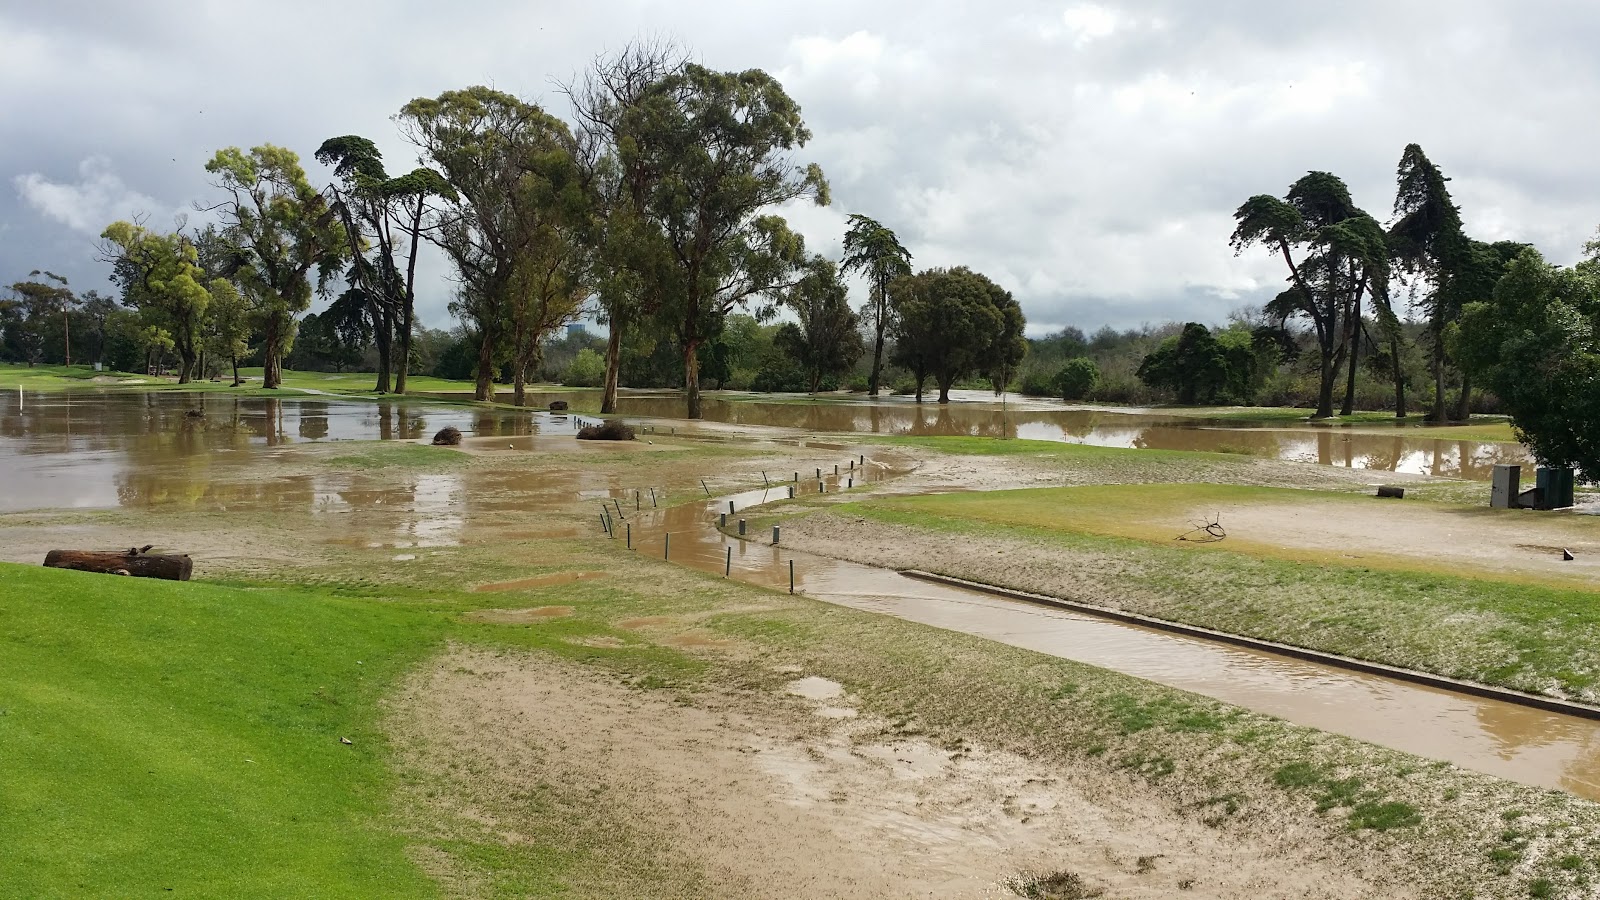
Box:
[14,156,168,234]
[1061,4,1120,45]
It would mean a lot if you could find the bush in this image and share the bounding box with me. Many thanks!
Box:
[846,373,870,393]
[576,419,634,441]
[1055,358,1100,401]
[1017,368,1057,397]
[563,348,605,387]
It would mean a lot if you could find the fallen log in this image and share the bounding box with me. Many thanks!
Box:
[44,549,192,581]
[1376,486,1405,499]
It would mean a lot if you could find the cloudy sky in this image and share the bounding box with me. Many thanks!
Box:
[4,0,1598,336]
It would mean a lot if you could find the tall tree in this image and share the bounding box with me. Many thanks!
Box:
[630,64,829,418]
[1388,144,1471,422]
[99,222,214,383]
[399,87,578,402]
[887,267,1023,404]
[204,279,250,385]
[840,214,912,396]
[203,145,348,389]
[774,256,863,393]
[1231,172,1386,418]
[567,41,687,414]
[25,271,75,366]
[315,136,455,394]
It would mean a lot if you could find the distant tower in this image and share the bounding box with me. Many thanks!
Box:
[567,323,586,338]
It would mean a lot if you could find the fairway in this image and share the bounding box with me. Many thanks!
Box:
[0,565,441,897]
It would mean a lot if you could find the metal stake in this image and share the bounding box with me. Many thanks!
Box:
[789,559,794,594]
[725,546,731,577]
[664,533,670,560]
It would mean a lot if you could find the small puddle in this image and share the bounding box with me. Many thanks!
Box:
[786,676,845,701]
[473,571,607,592]
[463,606,573,624]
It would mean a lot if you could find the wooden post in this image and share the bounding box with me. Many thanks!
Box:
[772,525,781,544]
[725,546,732,577]
[664,533,670,560]
[43,550,193,581]
[627,523,632,549]
[789,559,794,594]
[650,488,657,507]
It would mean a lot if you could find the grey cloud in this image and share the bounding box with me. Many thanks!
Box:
[4,0,1599,333]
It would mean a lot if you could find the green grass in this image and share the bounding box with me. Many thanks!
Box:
[0,564,443,897]
[0,561,714,897]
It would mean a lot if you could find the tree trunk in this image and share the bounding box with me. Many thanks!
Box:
[374,305,393,394]
[231,355,241,387]
[397,204,424,396]
[683,339,702,419]
[474,332,495,402]
[1315,351,1336,419]
[1340,331,1359,417]
[868,284,887,396]
[177,346,196,385]
[937,374,953,405]
[1453,373,1473,423]
[601,324,623,414]
[44,549,192,581]
[1390,336,1406,418]
[63,308,71,368]
[1429,324,1446,423]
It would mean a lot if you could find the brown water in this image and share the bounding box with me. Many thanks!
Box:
[597,476,1600,802]
[3,390,1594,802]
[434,388,1534,479]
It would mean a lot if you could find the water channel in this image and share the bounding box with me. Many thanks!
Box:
[3,389,1596,802]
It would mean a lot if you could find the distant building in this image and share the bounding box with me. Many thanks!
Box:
[567,323,586,338]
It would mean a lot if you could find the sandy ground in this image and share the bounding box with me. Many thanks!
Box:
[389,645,1391,900]
[1220,497,1600,581]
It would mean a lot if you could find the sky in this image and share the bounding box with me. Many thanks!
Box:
[4,0,1599,337]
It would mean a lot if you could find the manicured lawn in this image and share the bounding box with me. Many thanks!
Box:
[0,564,443,897]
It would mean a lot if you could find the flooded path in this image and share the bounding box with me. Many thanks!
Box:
[607,468,1600,803]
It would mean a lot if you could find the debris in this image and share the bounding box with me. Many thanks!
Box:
[577,419,635,441]
[431,426,462,446]
[339,737,353,745]
[1376,486,1405,499]
[1176,513,1226,543]
[1563,549,1575,561]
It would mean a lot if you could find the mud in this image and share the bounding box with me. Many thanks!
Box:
[391,647,1391,899]
[463,606,574,623]
[473,571,608,592]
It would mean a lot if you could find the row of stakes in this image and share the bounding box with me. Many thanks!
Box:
[596,454,869,596]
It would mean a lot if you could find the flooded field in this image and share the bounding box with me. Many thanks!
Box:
[5,389,1594,807]
[427,388,1534,479]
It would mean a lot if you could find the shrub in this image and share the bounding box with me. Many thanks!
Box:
[1055,358,1100,401]
[563,348,606,387]
[576,419,634,441]
[1018,368,1057,397]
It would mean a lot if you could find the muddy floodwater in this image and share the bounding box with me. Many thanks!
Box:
[430,387,1532,479]
[5,389,1594,803]
[613,483,1600,802]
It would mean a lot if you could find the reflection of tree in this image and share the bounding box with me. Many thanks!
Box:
[1356,436,1407,472]
[299,401,329,440]
[1468,701,1600,798]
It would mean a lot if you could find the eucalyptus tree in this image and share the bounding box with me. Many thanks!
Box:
[315,136,455,394]
[629,64,829,418]
[203,145,348,389]
[6,272,75,367]
[399,87,584,402]
[567,41,687,414]
[99,222,214,383]
[774,255,863,393]
[840,214,912,395]
[1231,171,1388,418]
[888,267,1023,404]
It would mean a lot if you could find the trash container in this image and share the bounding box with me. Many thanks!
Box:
[1537,467,1575,510]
